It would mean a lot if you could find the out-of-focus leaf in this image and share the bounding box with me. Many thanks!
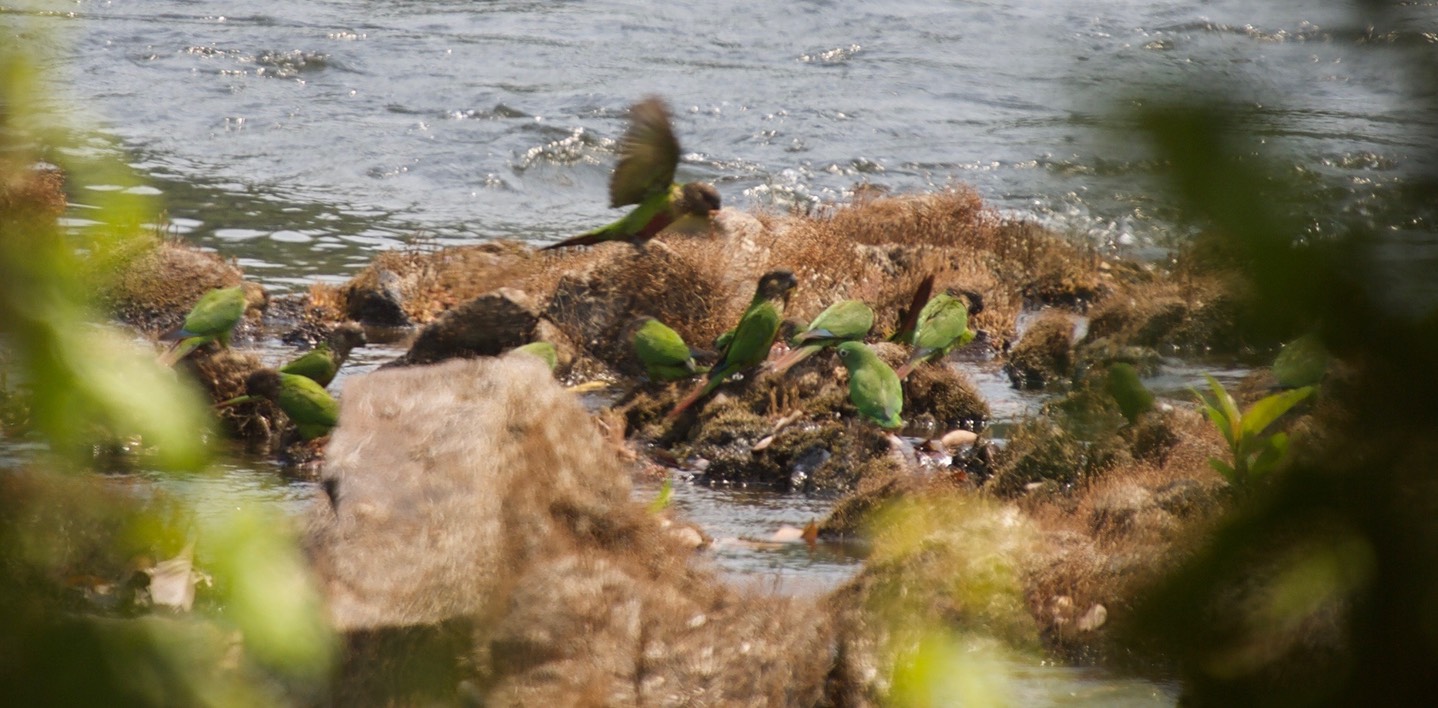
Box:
[202,508,334,678]
[1208,457,1237,483]
[1240,387,1314,442]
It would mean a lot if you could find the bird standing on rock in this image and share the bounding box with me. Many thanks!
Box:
[631,317,708,382]
[541,96,721,251]
[234,369,339,441]
[835,341,905,430]
[279,323,367,388]
[158,285,248,366]
[770,299,874,375]
[668,270,798,419]
[895,289,981,380]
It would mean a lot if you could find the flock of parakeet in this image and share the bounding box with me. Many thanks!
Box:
[160,96,986,445]
[158,290,370,441]
[160,282,562,442]
[648,269,979,431]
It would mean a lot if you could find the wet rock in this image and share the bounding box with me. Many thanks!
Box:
[544,245,728,375]
[986,420,1089,498]
[1083,277,1247,355]
[390,288,540,367]
[305,357,847,705]
[98,240,267,338]
[940,429,979,450]
[903,363,989,431]
[344,267,411,327]
[1005,310,1076,390]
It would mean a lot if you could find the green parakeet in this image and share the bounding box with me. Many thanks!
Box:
[835,341,904,430]
[1105,363,1154,425]
[631,317,708,382]
[278,323,366,388]
[771,299,874,374]
[508,341,560,372]
[541,96,721,251]
[668,270,798,419]
[895,290,979,379]
[158,285,247,365]
[244,369,339,441]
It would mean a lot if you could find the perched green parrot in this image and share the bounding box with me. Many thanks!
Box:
[242,369,339,441]
[771,299,874,374]
[158,285,247,366]
[1272,333,1328,389]
[835,341,904,430]
[507,341,560,372]
[541,96,721,251]
[895,290,979,379]
[668,270,798,419]
[631,317,708,382]
[278,323,366,388]
[1105,363,1154,425]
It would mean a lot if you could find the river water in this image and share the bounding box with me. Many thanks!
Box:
[12,0,1433,289]
[5,0,1432,702]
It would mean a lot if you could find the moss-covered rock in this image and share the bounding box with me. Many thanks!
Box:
[1005,311,1077,390]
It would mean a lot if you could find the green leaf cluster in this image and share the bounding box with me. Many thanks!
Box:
[1193,375,1312,488]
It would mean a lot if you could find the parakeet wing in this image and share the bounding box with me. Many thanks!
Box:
[848,349,903,428]
[914,294,969,352]
[183,286,246,337]
[279,345,337,387]
[798,300,874,343]
[719,301,782,372]
[635,319,693,367]
[277,373,339,430]
[608,97,680,208]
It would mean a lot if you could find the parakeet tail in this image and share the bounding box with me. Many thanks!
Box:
[770,345,819,375]
[158,337,203,367]
[540,231,609,251]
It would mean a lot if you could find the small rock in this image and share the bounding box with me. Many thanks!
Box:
[940,429,978,450]
[394,288,540,366]
[1076,603,1108,632]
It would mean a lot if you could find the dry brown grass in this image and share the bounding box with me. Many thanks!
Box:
[1018,407,1231,659]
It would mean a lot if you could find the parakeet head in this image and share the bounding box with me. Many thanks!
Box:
[755,270,798,304]
[956,288,986,316]
[678,182,721,217]
[327,322,368,357]
[834,340,868,369]
[244,369,283,401]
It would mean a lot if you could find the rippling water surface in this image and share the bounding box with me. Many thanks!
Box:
[11,0,1432,289]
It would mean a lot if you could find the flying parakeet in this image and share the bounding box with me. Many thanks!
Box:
[835,341,904,430]
[771,299,874,374]
[631,317,708,382]
[895,289,980,379]
[1105,362,1154,425]
[541,96,721,251]
[668,270,798,419]
[158,285,248,366]
[507,341,560,372]
[278,323,366,388]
